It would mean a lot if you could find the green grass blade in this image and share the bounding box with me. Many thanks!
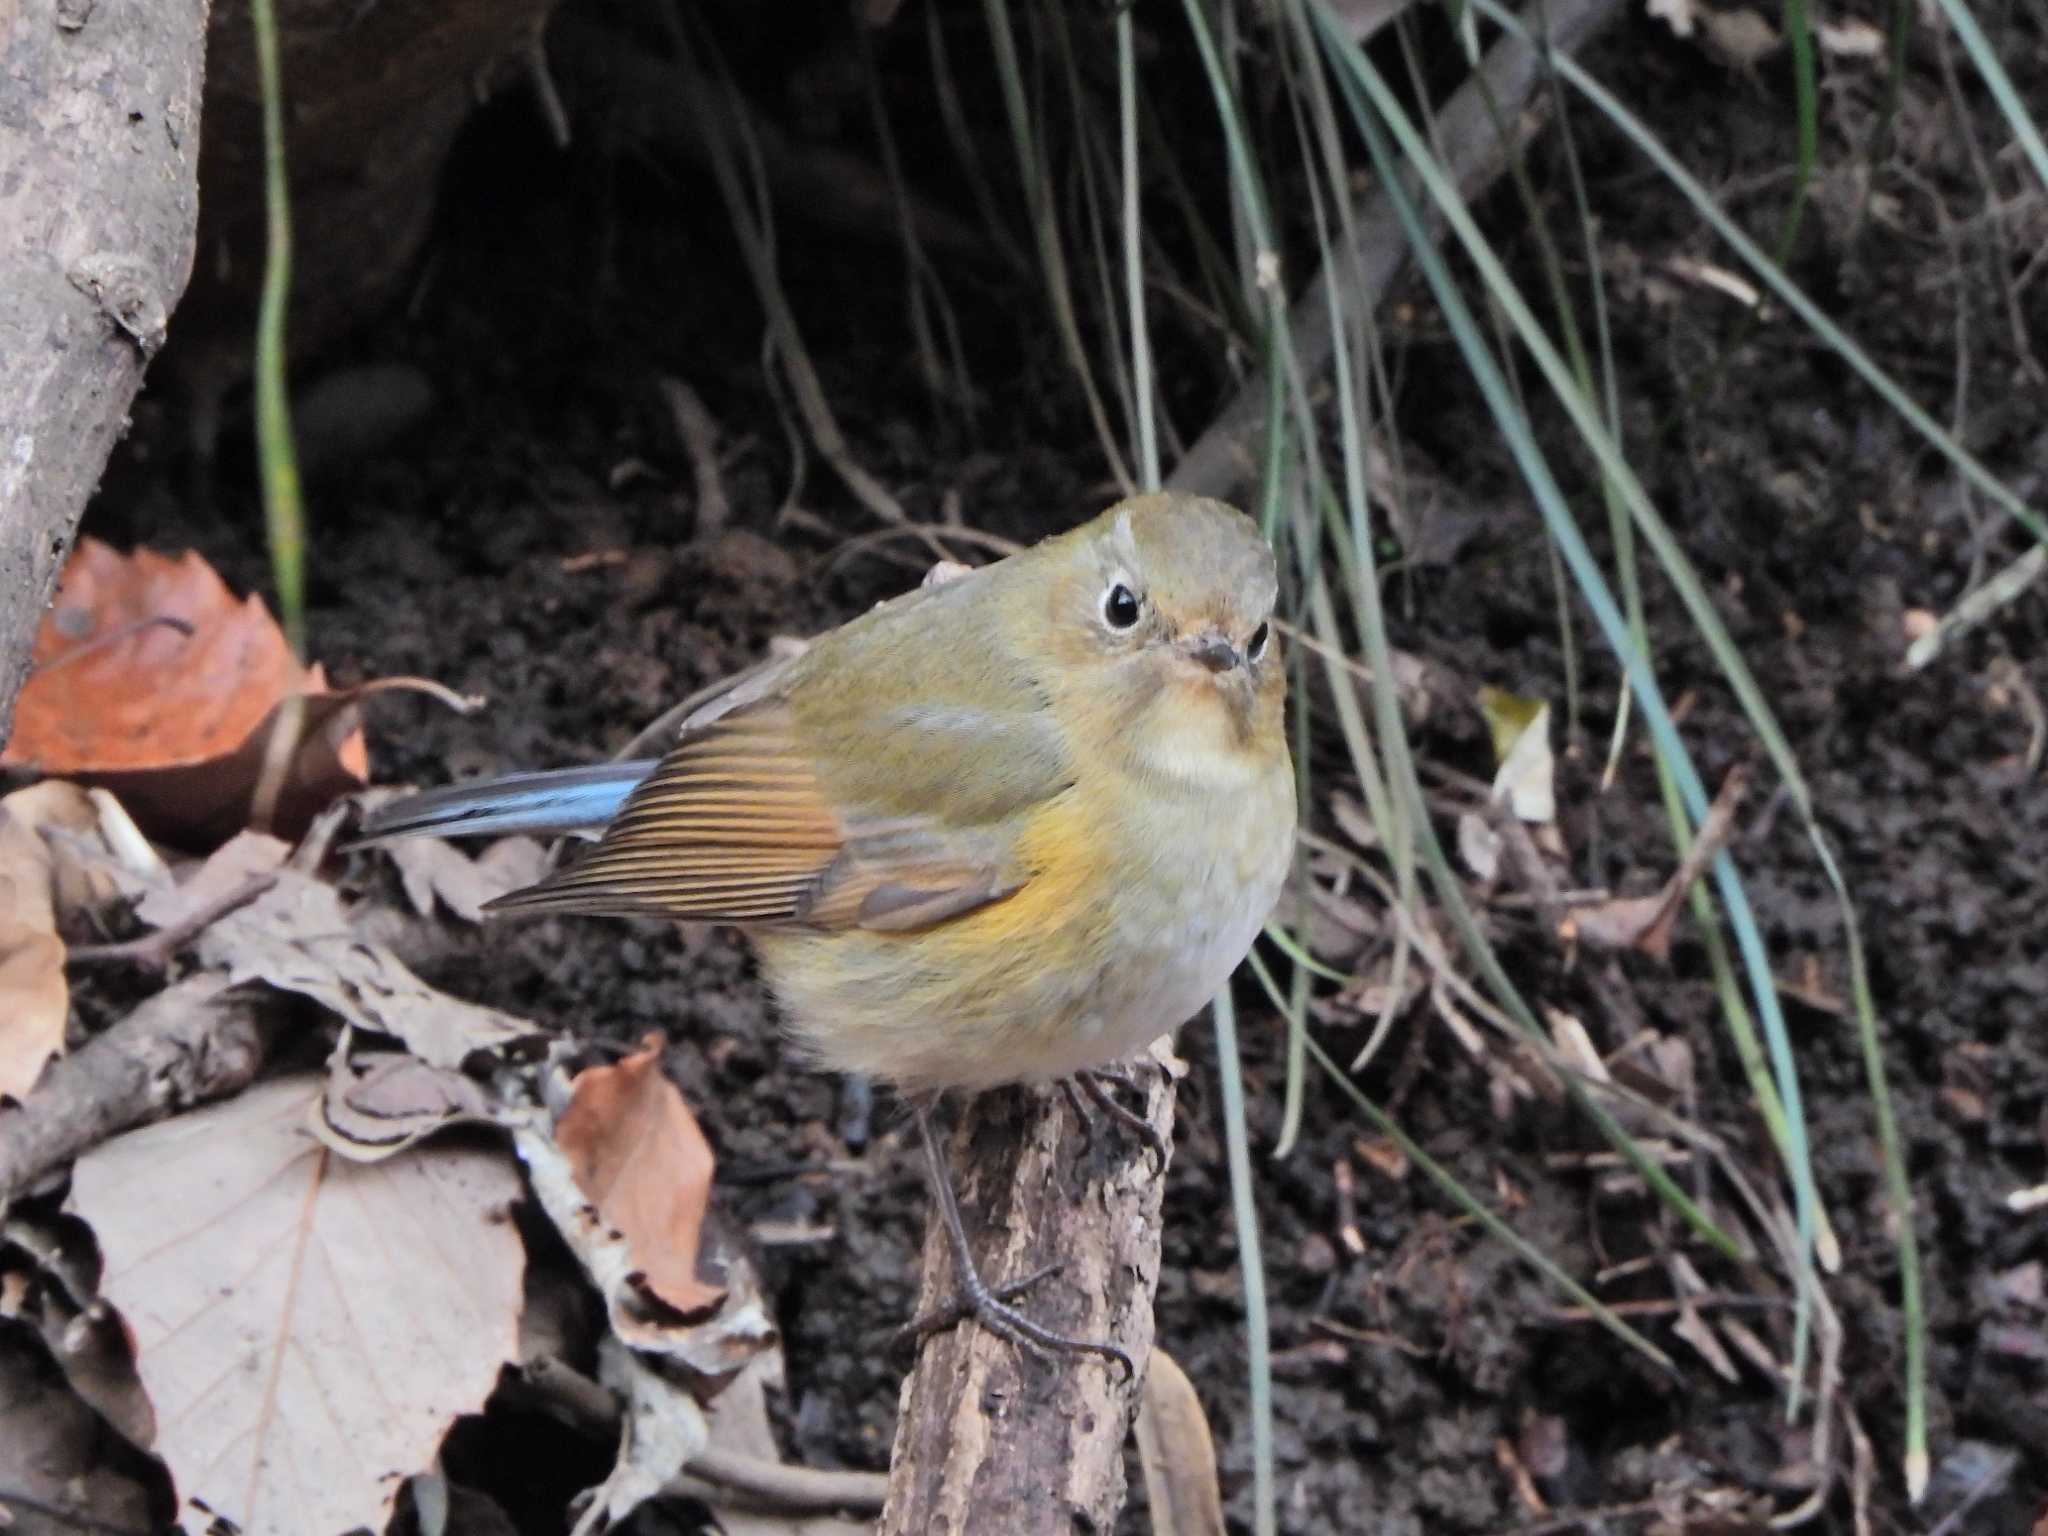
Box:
[249,0,304,656]
[1118,6,1161,491]
[1310,0,1769,1263]
[1211,985,1275,1536]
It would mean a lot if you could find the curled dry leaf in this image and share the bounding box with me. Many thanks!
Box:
[67,1075,525,1536]
[1569,765,1750,960]
[585,1335,710,1534]
[2,539,367,843]
[137,833,540,1068]
[0,804,67,1102]
[1134,1348,1226,1536]
[4,539,479,845]
[1477,688,1555,824]
[6,780,167,919]
[0,777,154,1100]
[381,828,550,924]
[512,1045,773,1387]
[314,1046,500,1163]
[555,1036,723,1318]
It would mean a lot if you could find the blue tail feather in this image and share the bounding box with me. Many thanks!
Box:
[356,760,658,843]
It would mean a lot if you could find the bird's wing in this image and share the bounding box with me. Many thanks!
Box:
[485,691,1073,930]
[488,553,1073,929]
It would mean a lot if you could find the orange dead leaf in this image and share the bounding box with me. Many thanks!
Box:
[3,540,364,842]
[556,1034,722,1316]
[5,540,476,845]
[0,796,69,1100]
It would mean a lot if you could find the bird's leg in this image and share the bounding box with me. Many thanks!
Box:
[1062,1064,1170,1170]
[895,1098,1134,1379]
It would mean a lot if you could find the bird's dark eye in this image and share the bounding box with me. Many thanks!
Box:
[1101,582,1141,630]
[1247,620,1270,660]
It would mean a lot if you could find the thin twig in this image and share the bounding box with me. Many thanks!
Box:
[66,872,279,972]
[0,976,272,1209]
[657,376,730,535]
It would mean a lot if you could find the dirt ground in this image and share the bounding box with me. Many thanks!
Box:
[74,4,2048,1532]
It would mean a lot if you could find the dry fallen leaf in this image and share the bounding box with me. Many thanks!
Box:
[1571,765,1750,959]
[137,837,540,1067]
[1816,15,1884,56]
[589,1334,710,1531]
[0,795,70,1101]
[314,1048,500,1163]
[555,1036,722,1317]
[1135,1348,1226,1536]
[1698,4,1781,69]
[3,779,166,918]
[68,1075,525,1536]
[381,830,549,924]
[2,540,372,843]
[1477,688,1555,824]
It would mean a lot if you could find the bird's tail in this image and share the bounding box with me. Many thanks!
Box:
[354,760,659,843]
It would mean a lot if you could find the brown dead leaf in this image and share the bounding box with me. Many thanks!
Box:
[556,1036,722,1317]
[5,541,480,845]
[0,794,70,1100]
[314,1049,499,1162]
[1134,1347,1225,1536]
[8,540,308,773]
[2,780,165,919]
[138,842,540,1067]
[1572,765,1750,960]
[68,1075,524,1536]
[382,831,549,924]
[2,540,367,842]
[136,828,291,930]
[516,1116,771,1376]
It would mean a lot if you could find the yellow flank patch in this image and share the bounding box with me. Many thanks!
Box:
[894,786,1096,953]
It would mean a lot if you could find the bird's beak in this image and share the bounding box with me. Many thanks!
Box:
[1183,631,1242,674]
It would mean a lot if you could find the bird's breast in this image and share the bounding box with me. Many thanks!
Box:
[756,728,1295,1095]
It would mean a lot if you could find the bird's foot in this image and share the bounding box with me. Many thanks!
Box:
[899,1099,1135,1379]
[893,1260,1134,1380]
[1061,1065,1170,1171]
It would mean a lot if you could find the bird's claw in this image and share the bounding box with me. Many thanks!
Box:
[1064,1066,1170,1171]
[894,1260,1134,1381]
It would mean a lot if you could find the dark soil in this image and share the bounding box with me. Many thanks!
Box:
[78,2,2048,1532]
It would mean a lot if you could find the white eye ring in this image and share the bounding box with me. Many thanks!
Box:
[1100,581,1142,630]
[1247,619,1271,660]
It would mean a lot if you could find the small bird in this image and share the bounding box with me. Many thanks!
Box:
[360,492,1296,1369]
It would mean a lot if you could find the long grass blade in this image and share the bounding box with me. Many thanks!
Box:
[1210,986,1275,1536]
[249,0,304,656]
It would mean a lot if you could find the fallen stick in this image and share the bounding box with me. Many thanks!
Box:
[880,1071,1173,1534]
[0,975,273,1210]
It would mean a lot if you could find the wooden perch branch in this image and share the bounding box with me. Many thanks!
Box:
[880,1067,1174,1534]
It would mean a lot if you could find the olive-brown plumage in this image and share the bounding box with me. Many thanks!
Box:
[488,493,1295,1093]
